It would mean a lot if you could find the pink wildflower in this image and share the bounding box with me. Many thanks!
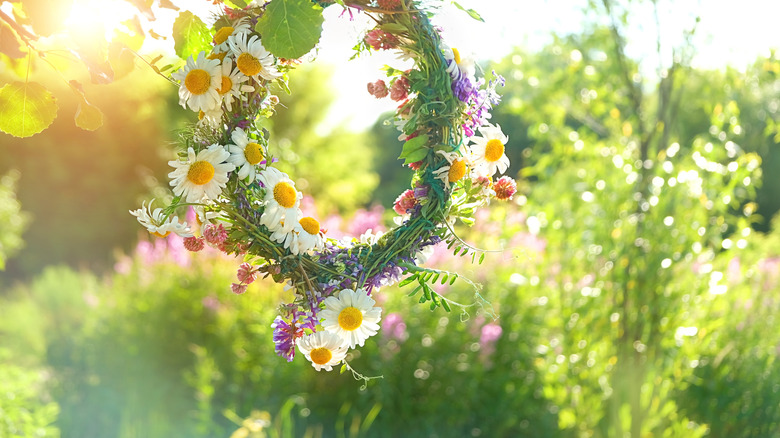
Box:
[231,282,248,295]
[237,262,259,284]
[183,236,205,252]
[408,160,423,170]
[390,76,410,101]
[377,0,401,9]
[364,29,398,50]
[367,79,389,98]
[203,223,228,245]
[480,322,503,356]
[393,189,418,215]
[494,176,517,201]
[382,313,408,341]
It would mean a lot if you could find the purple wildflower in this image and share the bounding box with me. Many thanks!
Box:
[271,310,317,362]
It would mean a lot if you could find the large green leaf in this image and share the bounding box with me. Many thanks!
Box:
[255,0,324,59]
[0,81,57,138]
[172,11,211,61]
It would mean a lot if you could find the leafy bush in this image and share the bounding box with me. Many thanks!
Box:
[0,350,59,437]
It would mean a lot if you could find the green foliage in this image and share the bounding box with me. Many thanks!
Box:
[0,170,28,272]
[3,238,553,437]
[172,11,212,61]
[0,352,60,437]
[675,220,780,437]
[0,67,183,279]
[0,81,58,138]
[483,14,769,435]
[255,0,325,60]
[398,134,429,165]
[0,0,176,136]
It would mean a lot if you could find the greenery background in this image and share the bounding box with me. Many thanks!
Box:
[1,0,780,437]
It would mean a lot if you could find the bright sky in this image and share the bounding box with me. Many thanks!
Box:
[54,0,780,130]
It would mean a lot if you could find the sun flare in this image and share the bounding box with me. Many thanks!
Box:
[64,0,138,40]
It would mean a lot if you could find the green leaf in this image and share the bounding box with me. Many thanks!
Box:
[172,11,212,61]
[108,42,136,80]
[379,23,407,34]
[70,81,103,132]
[340,364,347,374]
[0,81,57,138]
[255,0,324,59]
[398,275,417,287]
[442,299,451,312]
[399,134,429,164]
[452,2,484,22]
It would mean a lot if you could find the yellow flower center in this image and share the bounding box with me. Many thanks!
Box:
[198,111,205,120]
[150,230,170,238]
[448,159,467,182]
[184,69,211,95]
[244,142,263,165]
[207,52,227,62]
[213,26,234,45]
[237,52,262,77]
[338,306,363,331]
[218,76,233,95]
[310,347,332,365]
[187,160,215,185]
[452,47,462,65]
[273,182,297,208]
[485,139,505,162]
[299,217,320,235]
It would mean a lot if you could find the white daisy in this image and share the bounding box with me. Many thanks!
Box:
[171,52,222,112]
[212,17,252,53]
[432,149,471,190]
[256,167,301,233]
[269,215,323,255]
[197,107,223,129]
[269,216,298,253]
[295,216,325,254]
[226,127,265,183]
[130,199,193,238]
[195,207,224,227]
[217,59,255,111]
[320,288,382,349]
[228,33,282,82]
[168,145,235,203]
[442,44,475,81]
[296,331,349,372]
[470,124,510,177]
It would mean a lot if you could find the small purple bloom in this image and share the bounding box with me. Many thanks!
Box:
[271,310,316,362]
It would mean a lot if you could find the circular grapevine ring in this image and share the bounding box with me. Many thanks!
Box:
[131,0,514,373]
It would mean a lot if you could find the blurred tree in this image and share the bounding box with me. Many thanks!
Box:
[0,66,183,279]
[481,0,772,435]
[0,170,29,276]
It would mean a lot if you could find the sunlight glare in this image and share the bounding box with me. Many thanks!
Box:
[65,0,137,41]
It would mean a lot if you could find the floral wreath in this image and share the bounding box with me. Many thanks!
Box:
[130,0,515,375]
